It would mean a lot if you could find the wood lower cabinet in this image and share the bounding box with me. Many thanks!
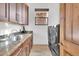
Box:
[65,4,72,42]
[60,3,79,56]
[10,35,33,56]
[11,44,23,56]
[22,36,32,56]
[72,4,79,45]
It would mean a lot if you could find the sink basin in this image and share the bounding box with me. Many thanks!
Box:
[17,34,24,40]
[8,33,21,42]
[0,35,8,42]
[0,41,10,47]
[0,31,32,42]
[0,38,8,42]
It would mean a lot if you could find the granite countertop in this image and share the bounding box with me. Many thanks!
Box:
[0,33,32,56]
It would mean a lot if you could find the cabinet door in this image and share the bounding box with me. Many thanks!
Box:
[23,39,30,56]
[22,4,25,24]
[73,4,79,45]
[21,4,28,25]
[11,44,25,56]
[60,3,79,56]
[60,4,65,56]
[22,4,28,25]
[9,3,17,23]
[15,48,23,56]
[60,3,73,56]
[0,3,8,21]
[16,3,23,24]
[25,5,29,25]
[60,4,65,44]
[16,3,29,25]
[65,4,72,41]
[17,47,26,56]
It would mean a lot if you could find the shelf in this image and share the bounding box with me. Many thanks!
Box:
[35,8,49,11]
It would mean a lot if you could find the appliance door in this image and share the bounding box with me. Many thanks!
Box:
[48,26,60,56]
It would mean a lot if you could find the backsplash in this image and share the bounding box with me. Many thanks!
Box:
[0,22,21,35]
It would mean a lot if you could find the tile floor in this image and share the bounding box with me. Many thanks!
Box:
[30,45,52,56]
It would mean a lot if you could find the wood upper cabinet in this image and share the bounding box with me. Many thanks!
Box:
[65,4,72,41]
[0,3,8,21]
[22,4,25,24]
[72,4,79,45]
[9,3,17,23]
[22,4,28,25]
[60,4,65,44]
[60,3,79,56]
[0,3,17,22]
[60,3,73,56]
[16,3,22,24]
[60,4,65,56]
[0,3,29,24]
[25,5,29,25]
[16,3,29,25]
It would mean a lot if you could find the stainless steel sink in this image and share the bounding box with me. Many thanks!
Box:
[0,33,24,47]
[9,34,20,42]
[0,41,10,47]
[0,35,8,42]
